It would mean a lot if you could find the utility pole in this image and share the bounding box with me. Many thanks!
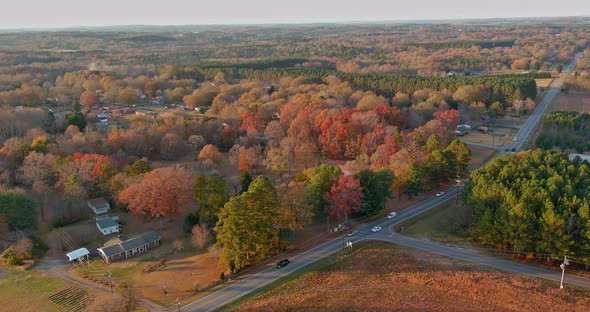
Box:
[176,298,181,312]
[455,176,461,204]
[107,271,113,293]
[560,256,570,289]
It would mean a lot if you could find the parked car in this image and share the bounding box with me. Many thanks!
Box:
[387,212,397,219]
[371,226,382,233]
[346,230,358,237]
[436,192,445,197]
[276,259,290,268]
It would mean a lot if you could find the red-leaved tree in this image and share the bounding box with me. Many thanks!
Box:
[118,166,194,217]
[324,174,363,221]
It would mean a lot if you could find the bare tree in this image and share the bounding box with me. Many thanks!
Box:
[191,224,212,250]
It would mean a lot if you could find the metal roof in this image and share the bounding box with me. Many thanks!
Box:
[66,248,89,261]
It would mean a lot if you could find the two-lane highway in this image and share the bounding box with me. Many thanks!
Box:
[183,55,584,312]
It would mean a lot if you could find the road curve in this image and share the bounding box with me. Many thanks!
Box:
[182,55,583,312]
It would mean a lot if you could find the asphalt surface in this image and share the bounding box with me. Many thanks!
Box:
[183,56,585,312]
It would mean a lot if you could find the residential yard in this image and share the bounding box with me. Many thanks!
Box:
[221,242,590,312]
[550,91,590,113]
[71,241,227,307]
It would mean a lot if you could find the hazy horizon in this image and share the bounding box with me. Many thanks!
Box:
[2,0,589,29]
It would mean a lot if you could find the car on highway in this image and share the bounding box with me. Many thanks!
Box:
[346,230,358,237]
[387,212,397,219]
[436,192,445,197]
[511,148,516,152]
[276,259,290,268]
[371,226,382,232]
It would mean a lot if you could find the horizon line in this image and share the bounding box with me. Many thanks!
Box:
[1,15,588,31]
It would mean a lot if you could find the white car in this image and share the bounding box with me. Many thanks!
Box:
[346,230,358,237]
[371,226,382,232]
[387,212,397,219]
[436,192,445,197]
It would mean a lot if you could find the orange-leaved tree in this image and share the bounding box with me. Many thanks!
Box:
[118,166,193,217]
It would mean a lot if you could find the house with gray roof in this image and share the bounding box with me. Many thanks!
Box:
[88,197,110,215]
[96,217,119,235]
[97,231,160,264]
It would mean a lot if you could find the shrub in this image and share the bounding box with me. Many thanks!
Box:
[7,255,23,265]
[219,272,225,280]
[29,235,49,253]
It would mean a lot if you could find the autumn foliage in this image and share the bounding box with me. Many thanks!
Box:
[118,166,194,217]
[324,174,363,220]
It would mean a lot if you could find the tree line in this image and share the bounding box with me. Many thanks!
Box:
[467,150,590,263]
[536,111,590,153]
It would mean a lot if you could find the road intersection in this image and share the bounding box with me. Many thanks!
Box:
[183,56,584,312]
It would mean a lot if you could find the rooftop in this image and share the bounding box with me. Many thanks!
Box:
[88,197,109,207]
[66,247,89,261]
[96,218,118,229]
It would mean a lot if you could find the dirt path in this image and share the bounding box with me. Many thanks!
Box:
[36,258,164,312]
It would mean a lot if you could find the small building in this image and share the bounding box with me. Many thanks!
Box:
[455,126,469,136]
[96,218,119,236]
[88,197,110,215]
[97,231,161,264]
[66,247,90,263]
[569,153,590,163]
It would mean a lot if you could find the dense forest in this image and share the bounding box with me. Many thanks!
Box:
[0,19,588,271]
[467,150,590,262]
[536,111,590,153]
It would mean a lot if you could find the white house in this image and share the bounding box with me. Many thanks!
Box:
[96,218,119,236]
[88,197,110,215]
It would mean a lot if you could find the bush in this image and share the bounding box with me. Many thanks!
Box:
[29,235,49,253]
[219,272,225,280]
[183,212,200,234]
[7,255,23,265]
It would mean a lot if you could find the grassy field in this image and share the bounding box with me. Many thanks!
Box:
[398,200,472,244]
[0,267,99,312]
[550,91,590,113]
[221,242,590,311]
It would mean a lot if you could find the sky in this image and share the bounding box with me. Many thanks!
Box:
[2,0,589,28]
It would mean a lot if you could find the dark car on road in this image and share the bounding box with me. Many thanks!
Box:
[276,259,290,268]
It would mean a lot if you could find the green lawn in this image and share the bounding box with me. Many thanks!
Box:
[399,200,472,244]
[0,268,69,312]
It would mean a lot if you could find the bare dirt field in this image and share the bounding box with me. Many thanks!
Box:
[460,126,517,147]
[229,243,590,312]
[468,144,498,171]
[550,91,590,113]
[535,78,555,89]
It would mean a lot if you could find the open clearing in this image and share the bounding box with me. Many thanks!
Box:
[460,126,517,147]
[550,91,590,113]
[0,267,107,312]
[223,242,590,312]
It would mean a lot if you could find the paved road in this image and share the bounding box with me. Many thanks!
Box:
[503,55,579,154]
[182,56,583,312]
[464,141,504,151]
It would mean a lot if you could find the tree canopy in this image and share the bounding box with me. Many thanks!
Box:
[467,150,590,262]
[214,176,279,271]
[0,191,37,230]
